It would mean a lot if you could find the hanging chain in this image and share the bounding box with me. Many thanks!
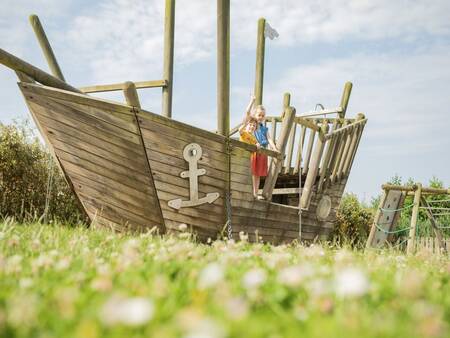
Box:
[225,137,233,239]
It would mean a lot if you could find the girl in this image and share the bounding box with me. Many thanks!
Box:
[251,105,277,199]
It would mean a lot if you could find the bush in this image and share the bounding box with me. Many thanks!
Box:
[0,120,84,223]
[334,193,374,247]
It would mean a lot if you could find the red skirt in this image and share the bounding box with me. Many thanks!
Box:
[251,153,268,177]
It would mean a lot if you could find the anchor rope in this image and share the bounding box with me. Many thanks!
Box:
[225,137,233,240]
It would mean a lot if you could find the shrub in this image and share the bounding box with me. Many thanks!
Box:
[334,193,374,247]
[0,120,84,223]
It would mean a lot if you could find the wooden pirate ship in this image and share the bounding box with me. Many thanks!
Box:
[0,1,367,243]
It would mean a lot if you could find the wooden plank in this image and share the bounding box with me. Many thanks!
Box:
[28,96,141,145]
[300,124,328,209]
[284,123,297,174]
[293,126,306,175]
[302,128,316,174]
[407,184,422,255]
[330,125,350,183]
[79,80,167,93]
[20,82,133,114]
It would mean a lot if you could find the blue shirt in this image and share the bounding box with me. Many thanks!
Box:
[254,123,269,148]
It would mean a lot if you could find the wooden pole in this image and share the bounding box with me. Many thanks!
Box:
[262,107,296,200]
[339,82,352,117]
[123,81,141,108]
[254,18,266,106]
[300,123,329,209]
[162,0,175,118]
[381,184,450,195]
[29,14,65,81]
[420,197,447,253]
[366,189,388,248]
[217,0,230,136]
[0,48,80,92]
[407,183,422,255]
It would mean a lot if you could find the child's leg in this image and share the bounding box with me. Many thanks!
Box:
[252,175,259,197]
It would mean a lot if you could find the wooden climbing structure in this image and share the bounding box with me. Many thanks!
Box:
[367,183,450,254]
[0,0,367,243]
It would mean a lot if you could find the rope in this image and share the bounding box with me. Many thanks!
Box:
[420,206,450,211]
[225,137,233,240]
[375,222,412,234]
[379,203,415,213]
[428,199,450,204]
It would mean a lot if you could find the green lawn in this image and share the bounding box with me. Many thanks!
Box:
[0,221,449,338]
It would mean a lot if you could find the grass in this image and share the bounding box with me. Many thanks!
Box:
[0,220,449,338]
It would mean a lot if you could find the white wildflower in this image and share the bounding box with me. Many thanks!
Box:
[100,296,154,327]
[225,297,249,320]
[238,231,248,242]
[19,278,33,289]
[335,267,369,298]
[198,263,224,289]
[184,317,226,338]
[178,223,188,232]
[277,265,308,287]
[242,268,267,289]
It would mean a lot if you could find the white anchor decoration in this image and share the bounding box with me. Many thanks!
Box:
[168,143,220,210]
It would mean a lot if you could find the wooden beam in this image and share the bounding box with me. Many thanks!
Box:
[123,82,141,108]
[29,14,65,81]
[254,18,266,105]
[262,107,296,200]
[162,0,176,118]
[300,123,329,209]
[382,184,450,195]
[0,48,80,92]
[217,0,230,136]
[79,80,167,93]
[339,81,352,117]
[407,183,422,255]
[366,190,388,248]
[420,197,447,253]
[259,187,301,195]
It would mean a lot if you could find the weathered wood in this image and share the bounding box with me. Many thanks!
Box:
[303,128,317,174]
[366,189,387,248]
[162,0,176,117]
[293,126,306,174]
[254,18,266,105]
[407,184,422,255]
[420,197,447,253]
[342,115,363,176]
[339,81,352,117]
[382,184,450,195]
[284,123,297,173]
[217,0,230,136]
[123,81,141,108]
[300,124,329,209]
[29,15,65,81]
[262,107,296,200]
[79,80,167,93]
[259,187,301,195]
[270,117,277,142]
[330,121,350,183]
[1,49,79,92]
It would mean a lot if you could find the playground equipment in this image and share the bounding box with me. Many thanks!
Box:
[0,1,367,243]
[367,183,450,254]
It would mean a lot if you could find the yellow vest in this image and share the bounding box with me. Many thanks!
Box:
[239,131,257,145]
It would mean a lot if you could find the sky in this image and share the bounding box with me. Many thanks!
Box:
[1,0,449,202]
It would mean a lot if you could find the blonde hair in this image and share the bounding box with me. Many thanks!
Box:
[252,105,266,116]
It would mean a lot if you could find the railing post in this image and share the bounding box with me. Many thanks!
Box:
[300,123,329,209]
[217,0,230,136]
[254,18,266,106]
[29,14,65,81]
[366,189,388,248]
[123,81,141,108]
[339,81,352,117]
[262,106,296,200]
[162,0,175,118]
[407,184,422,255]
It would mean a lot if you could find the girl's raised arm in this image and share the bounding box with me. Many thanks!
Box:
[244,95,256,121]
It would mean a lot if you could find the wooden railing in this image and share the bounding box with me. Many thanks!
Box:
[230,109,367,209]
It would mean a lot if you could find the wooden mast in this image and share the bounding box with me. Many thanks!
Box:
[29,14,65,81]
[217,0,230,136]
[162,0,175,118]
[254,18,266,105]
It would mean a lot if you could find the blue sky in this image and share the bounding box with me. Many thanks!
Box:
[1,0,449,202]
